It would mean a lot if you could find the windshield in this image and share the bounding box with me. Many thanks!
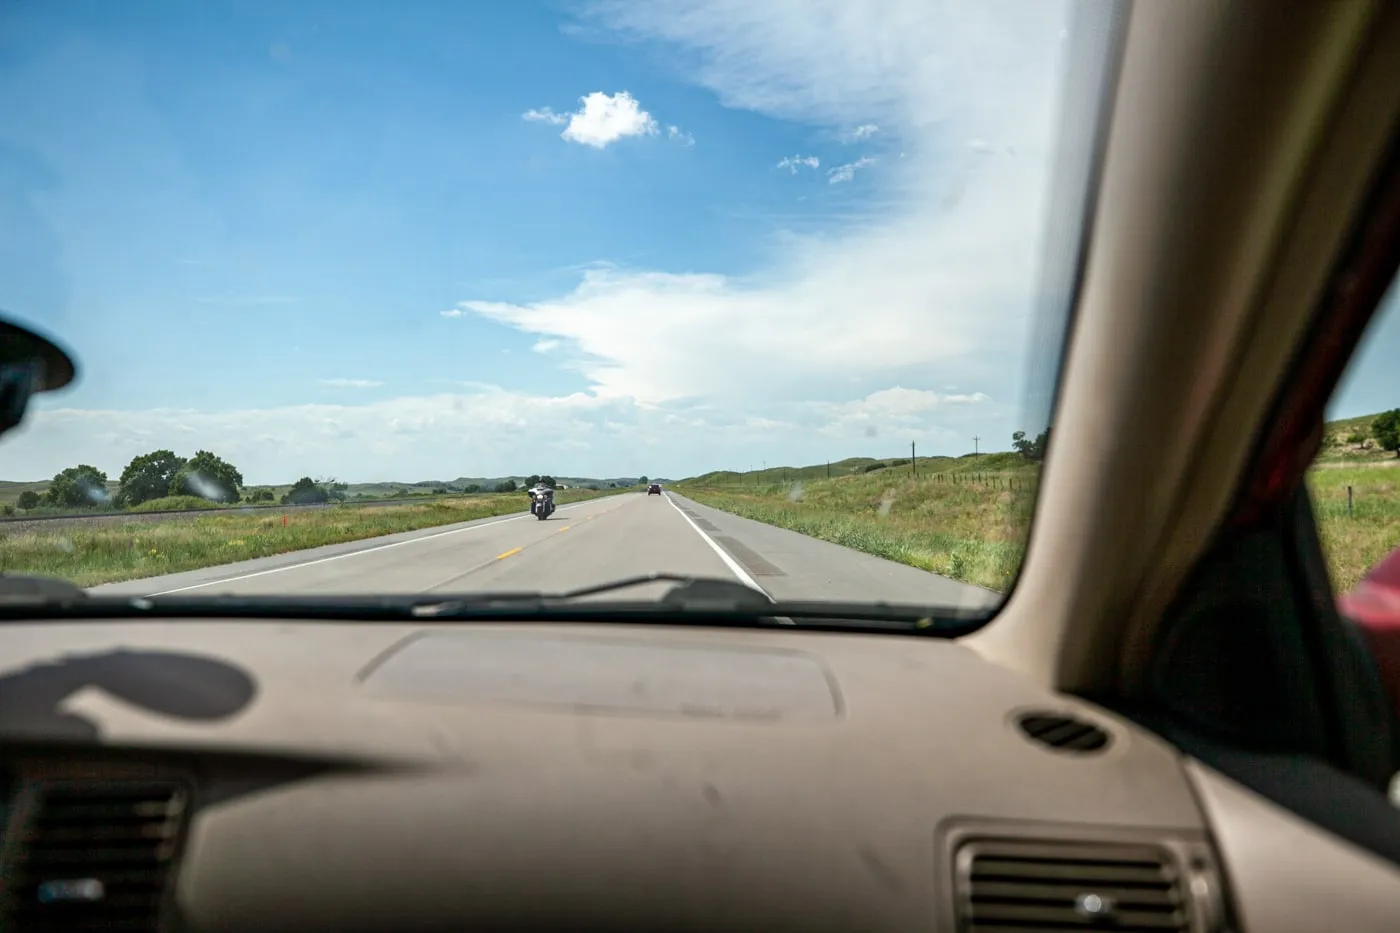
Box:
[0,1,1119,629]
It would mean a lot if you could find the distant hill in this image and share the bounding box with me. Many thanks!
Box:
[675,406,1399,484]
[677,451,1032,486]
[1318,410,1399,463]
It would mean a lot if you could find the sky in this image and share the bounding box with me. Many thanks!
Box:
[1,1,1395,485]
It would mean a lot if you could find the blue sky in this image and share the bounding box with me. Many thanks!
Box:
[1,1,1395,484]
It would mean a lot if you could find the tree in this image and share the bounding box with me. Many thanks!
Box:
[494,479,517,493]
[1373,409,1400,458]
[540,475,557,489]
[16,490,40,511]
[315,476,348,502]
[638,475,648,485]
[282,477,328,505]
[248,487,275,503]
[45,465,109,508]
[116,449,186,507]
[1012,429,1050,462]
[526,474,542,488]
[462,484,482,494]
[170,450,244,502]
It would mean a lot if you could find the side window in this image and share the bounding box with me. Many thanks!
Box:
[1317,279,1400,593]
[1317,275,1400,800]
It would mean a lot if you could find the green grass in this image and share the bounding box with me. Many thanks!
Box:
[678,458,1038,593]
[1309,465,1400,591]
[1,487,624,588]
[679,448,1400,597]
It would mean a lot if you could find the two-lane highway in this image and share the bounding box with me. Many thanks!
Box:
[90,492,1001,612]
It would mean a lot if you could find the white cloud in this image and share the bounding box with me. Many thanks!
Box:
[845,123,880,141]
[318,378,383,389]
[667,124,695,145]
[524,91,660,148]
[498,0,1076,417]
[522,107,569,125]
[533,338,562,353]
[826,155,875,183]
[5,0,1083,484]
[776,154,820,173]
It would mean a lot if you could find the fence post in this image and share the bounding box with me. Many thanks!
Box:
[1348,485,1354,518]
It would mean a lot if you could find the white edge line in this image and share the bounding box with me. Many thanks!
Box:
[663,493,768,595]
[144,499,605,596]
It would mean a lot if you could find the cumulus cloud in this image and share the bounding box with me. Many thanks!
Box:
[777,154,820,173]
[318,378,383,389]
[826,156,875,183]
[479,0,1079,437]
[525,91,659,148]
[439,308,463,318]
[667,124,695,145]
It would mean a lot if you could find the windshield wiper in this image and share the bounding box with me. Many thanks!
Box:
[410,573,776,617]
[0,574,88,606]
[0,573,991,637]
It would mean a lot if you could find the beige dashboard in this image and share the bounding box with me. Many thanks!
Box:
[0,619,1396,931]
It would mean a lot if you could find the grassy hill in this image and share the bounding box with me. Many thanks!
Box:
[676,411,1398,594]
[1317,410,1400,463]
[676,450,1040,592]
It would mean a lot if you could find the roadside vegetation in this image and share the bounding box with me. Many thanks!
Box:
[678,446,1043,593]
[2,486,624,588]
[681,416,1400,596]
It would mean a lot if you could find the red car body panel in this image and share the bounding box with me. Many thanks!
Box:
[1340,545,1400,718]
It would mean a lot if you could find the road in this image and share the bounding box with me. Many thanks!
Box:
[90,493,1001,611]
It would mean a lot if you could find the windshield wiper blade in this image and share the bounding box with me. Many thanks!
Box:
[0,574,988,636]
[408,573,775,618]
[0,574,88,606]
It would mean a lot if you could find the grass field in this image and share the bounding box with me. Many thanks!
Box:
[1,487,622,588]
[679,446,1400,596]
[678,453,1039,593]
[1309,464,1400,591]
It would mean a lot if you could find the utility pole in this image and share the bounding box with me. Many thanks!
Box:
[973,435,981,456]
[912,441,917,477]
[826,461,831,479]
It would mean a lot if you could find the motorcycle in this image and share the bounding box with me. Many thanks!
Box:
[529,487,554,520]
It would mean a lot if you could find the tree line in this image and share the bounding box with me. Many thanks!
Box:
[9,451,637,514]
[13,449,355,512]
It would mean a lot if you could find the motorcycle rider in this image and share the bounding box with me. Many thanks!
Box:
[527,480,554,516]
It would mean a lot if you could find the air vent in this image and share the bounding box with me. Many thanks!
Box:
[4,782,188,933]
[1016,711,1112,753]
[955,839,1191,932]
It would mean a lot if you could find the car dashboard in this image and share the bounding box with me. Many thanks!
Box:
[0,618,1389,932]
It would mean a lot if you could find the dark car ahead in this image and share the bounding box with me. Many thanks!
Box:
[647,483,662,495]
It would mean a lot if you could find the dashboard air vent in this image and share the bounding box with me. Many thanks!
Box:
[4,782,188,933]
[1016,711,1111,753]
[955,839,1190,932]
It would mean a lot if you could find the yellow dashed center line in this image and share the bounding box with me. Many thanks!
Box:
[557,525,570,532]
[495,546,523,560]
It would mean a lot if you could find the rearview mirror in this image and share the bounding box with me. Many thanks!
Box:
[0,317,77,437]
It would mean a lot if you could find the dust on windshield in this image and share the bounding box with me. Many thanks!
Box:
[0,1,1117,624]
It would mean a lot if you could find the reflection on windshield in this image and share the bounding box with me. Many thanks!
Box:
[0,1,1112,628]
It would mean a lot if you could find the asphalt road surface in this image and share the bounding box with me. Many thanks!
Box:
[90,493,1001,611]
